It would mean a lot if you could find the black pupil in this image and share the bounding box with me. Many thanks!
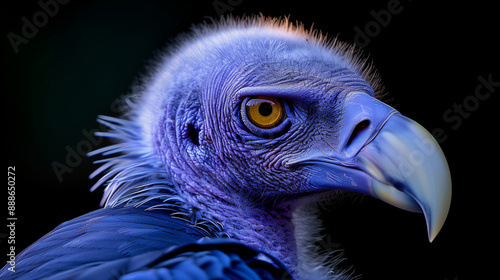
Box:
[258,103,273,116]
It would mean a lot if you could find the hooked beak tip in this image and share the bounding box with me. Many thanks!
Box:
[359,114,452,242]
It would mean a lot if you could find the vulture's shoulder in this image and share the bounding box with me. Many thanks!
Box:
[1,205,292,280]
[1,206,203,279]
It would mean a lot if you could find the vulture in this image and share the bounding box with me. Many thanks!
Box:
[1,16,452,280]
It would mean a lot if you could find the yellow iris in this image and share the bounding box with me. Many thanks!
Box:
[246,96,283,128]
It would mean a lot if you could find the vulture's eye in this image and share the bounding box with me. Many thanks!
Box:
[239,96,291,138]
[245,96,284,128]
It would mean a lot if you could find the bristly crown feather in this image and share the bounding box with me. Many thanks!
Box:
[167,15,384,98]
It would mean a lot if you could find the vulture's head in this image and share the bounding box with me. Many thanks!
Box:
[91,16,451,279]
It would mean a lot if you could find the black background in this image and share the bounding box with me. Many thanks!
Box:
[2,0,498,279]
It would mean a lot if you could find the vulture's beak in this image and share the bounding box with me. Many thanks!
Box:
[286,92,452,242]
[357,113,452,242]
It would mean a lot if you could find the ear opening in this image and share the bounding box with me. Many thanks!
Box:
[187,123,200,146]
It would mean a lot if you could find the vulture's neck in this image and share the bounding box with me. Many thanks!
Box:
[218,199,299,268]
[181,182,299,269]
[180,183,340,279]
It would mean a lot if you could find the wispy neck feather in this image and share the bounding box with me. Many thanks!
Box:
[293,201,358,280]
[88,115,226,238]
